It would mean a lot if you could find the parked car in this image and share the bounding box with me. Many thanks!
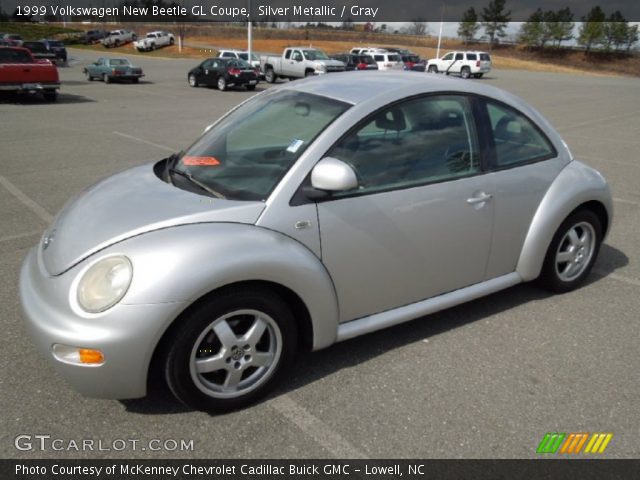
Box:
[218,49,261,70]
[260,47,345,83]
[38,39,68,63]
[83,57,144,83]
[188,58,259,91]
[20,72,612,412]
[101,30,137,48]
[20,41,57,63]
[133,31,174,51]
[84,30,108,44]
[0,46,60,101]
[427,51,492,78]
[368,51,404,71]
[401,54,425,72]
[1,33,23,46]
[329,54,378,71]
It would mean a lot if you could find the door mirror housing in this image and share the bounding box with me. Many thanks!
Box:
[310,157,358,193]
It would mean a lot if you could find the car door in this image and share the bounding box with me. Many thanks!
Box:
[438,52,455,71]
[316,94,494,322]
[199,59,217,86]
[476,98,567,280]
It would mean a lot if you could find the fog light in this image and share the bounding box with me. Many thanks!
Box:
[53,344,105,366]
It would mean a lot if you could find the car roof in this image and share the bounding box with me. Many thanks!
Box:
[280,71,514,107]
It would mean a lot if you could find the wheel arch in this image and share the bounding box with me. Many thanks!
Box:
[516,160,613,281]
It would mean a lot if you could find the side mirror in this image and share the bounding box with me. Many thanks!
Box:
[310,157,358,193]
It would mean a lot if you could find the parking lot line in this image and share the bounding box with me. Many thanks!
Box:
[112,131,177,152]
[268,395,368,459]
[613,197,640,207]
[0,175,53,224]
[558,111,639,132]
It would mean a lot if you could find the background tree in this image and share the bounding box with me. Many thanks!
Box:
[518,8,548,48]
[578,6,606,54]
[458,7,480,44]
[407,19,428,36]
[547,7,574,48]
[602,11,628,51]
[624,23,639,53]
[481,0,511,45]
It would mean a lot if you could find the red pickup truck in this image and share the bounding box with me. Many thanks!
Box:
[0,46,60,101]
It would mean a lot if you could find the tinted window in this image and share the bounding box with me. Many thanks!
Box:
[222,52,234,57]
[0,49,32,63]
[466,53,477,60]
[374,55,384,61]
[480,53,491,61]
[328,95,480,196]
[486,101,556,168]
[455,53,464,60]
[388,54,401,62]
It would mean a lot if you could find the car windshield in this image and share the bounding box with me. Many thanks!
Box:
[109,59,131,66]
[303,49,329,60]
[173,90,350,201]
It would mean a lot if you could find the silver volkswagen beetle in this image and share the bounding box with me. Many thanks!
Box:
[20,72,612,411]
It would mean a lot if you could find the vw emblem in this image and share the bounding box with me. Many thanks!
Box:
[42,229,56,250]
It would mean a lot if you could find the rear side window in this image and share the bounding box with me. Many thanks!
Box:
[466,53,477,61]
[374,55,384,61]
[388,54,401,62]
[486,101,556,168]
[0,49,31,63]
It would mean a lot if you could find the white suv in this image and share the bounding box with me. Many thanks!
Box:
[426,51,491,78]
[368,51,404,71]
[218,49,260,69]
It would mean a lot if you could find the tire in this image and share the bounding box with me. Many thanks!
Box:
[246,84,256,91]
[305,70,314,78]
[85,70,93,81]
[103,74,111,84]
[43,91,57,102]
[114,40,120,47]
[188,74,198,87]
[164,288,298,412]
[170,38,175,45]
[537,210,602,293]
[460,67,471,79]
[217,76,227,91]
[428,65,438,73]
[265,68,277,84]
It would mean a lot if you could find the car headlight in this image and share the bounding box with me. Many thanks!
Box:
[316,63,327,72]
[77,256,133,313]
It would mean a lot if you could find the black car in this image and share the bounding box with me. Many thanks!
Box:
[329,54,378,71]
[84,30,108,44]
[21,41,57,63]
[39,39,67,63]
[187,58,259,91]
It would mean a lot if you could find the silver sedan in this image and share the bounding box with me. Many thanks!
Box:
[20,72,612,412]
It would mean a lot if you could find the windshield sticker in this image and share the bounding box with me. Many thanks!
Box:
[183,156,220,166]
[287,139,304,153]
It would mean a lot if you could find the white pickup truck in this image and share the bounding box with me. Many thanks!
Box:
[133,31,175,52]
[260,47,345,83]
[102,30,137,48]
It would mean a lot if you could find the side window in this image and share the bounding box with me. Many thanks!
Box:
[486,101,556,168]
[202,60,213,68]
[442,53,454,61]
[328,95,480,196]
[374,55,384,62]
[284,50,291,59]
[455,53,464,60]
[222,52,233,58]
[292,50,302,61]
[466,53,477,61]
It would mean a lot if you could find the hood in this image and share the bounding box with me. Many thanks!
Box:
[41,162,265,276]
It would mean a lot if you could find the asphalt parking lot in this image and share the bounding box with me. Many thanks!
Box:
[1,49,639,459]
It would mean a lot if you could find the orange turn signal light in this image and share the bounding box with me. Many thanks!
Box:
[79,349,105,364]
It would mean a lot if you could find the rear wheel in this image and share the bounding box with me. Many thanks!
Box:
[460,67,471,79]
[217,76,227,91]
[170,38,175,45]
[265,68,277,84]
[188,74,198,87]
[164,288,298,412]
[537,210,602,293]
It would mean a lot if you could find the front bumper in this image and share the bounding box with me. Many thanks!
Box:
[19,248,187,399]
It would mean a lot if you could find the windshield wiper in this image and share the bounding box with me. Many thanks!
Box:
[168,168,226,199]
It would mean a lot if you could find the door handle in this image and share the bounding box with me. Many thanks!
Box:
[467,192,493,204]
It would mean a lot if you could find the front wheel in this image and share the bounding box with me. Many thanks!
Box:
[188,74,198,87]
[103,74,111,84]
[537,210,602,293]
[164,288,298,412]
[428,65,438,73]
[265,68,277,84]
[85,70,93,81]
[217,76,227,91]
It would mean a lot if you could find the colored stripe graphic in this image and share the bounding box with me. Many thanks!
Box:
[559,433,589,454]
[537,433,566,454]
[584,433,613,454]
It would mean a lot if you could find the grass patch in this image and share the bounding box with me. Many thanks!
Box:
[0,22,81,40]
